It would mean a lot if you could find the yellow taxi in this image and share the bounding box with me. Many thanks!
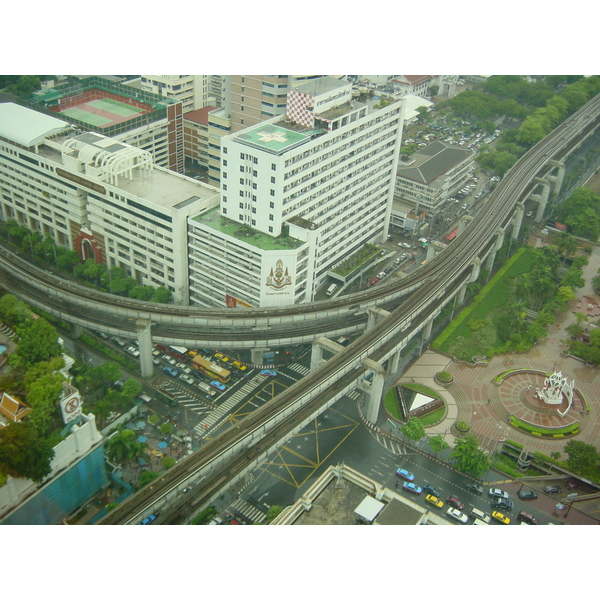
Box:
[491,510,511,524]
[214,352,230,362]
[231,360,248,371]
[425,494,444,508]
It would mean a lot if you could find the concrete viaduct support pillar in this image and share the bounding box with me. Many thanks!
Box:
[512,202,525,239]
[367,306,391,330]
[388,349,401,376]
[485,227,505,272]
[426,240,445,261]
[422,317,434,342]
[251,348,266,365]
[548,160,566,195]
[70,324,83,339]
[457,215,474,237]
[533,177,551,222]
[470,257,481,283]
[361,357,386,424]
[457,280,468,306]
[309,337,346,371]
[136,319,154,378]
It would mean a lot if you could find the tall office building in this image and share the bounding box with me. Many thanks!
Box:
[188,77,404,308]
[0,103,219,304]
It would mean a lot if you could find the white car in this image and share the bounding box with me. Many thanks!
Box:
[488,488,509,499]
[447,507,469,524]
[180,374,195,385]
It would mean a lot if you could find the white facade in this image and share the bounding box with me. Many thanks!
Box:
[0,103,219,304]
[188,78,404,308]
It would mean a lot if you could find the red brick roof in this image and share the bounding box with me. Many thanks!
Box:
[183,106,217,125]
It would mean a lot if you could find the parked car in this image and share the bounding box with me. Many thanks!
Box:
[396,468,415,481]
[162,354,176,365]
[140,514,156,525]
[403,482,422,495]
[517,490,538,500]
[446,507,468,524]
[376,271,386,279]
[180,374,195,385]
[446,495,464,510]
[517,511,539,525]
[369,278,380,286]
[491,498,514,511]
[163,366,179,377]
[544,485,561,494]
[488,488,509,499]
[491,511,511,525]
[423,484,441,497]
[465,483,483,495]
[384,267,393,274]
[566,481,579,490]
[425,494,444,508]
[259,369,277,377]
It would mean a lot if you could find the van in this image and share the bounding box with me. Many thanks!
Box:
[138,393,152,404]
[472,518,490,525]
[517,511,539,525]
[469,507,491,523]
[326,284,338,297]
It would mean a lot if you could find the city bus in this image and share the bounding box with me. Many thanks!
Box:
[158,389,178,407]
[191,355,231,384]
[156,345,189,362]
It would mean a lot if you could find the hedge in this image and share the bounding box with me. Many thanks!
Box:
[510,416,580,437]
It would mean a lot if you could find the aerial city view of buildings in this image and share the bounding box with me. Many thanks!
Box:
[1,73,600,526]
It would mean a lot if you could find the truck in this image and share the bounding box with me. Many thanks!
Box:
[197,381,216,397]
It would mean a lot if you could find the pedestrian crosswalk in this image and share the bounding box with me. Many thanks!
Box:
[194,377,265,436]
[287,363,310,376]
[158,382,212,416]
[376,432,409,456]
[228,497,267,524]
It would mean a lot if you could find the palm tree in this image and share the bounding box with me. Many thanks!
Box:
[105,429,147,464]
[556,232,577,265]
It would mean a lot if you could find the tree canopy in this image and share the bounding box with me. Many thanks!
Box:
[450,435,490,478]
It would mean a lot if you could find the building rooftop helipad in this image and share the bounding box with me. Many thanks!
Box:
[234,123,310,155]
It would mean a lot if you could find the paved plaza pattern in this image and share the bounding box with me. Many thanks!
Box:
[399,245,600,456]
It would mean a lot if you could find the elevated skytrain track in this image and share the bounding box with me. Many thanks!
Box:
[96,94,600,524]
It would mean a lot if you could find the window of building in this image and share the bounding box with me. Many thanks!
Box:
[271,176,275,184]
[269,214,274,221]
[223,159,227,166]
[268,226,273,233]
[270,189,275,196]
[239,202,244,208]
[271,163,276,170]
[270,201,274,208]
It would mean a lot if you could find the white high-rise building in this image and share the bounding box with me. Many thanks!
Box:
[0,103,219,304]
[188,77,404,308]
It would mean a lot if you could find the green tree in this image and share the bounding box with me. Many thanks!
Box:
[266,505,284,523]
[0,294,30,328]
[0,421,55,482]
[428,434,450,455]
[148,414,160,427]
[151,287,172,304]
[138,470,160,489]
[105,429,146,464]
[589,329,600,348]
[563,440,599,477]
[162,456,176,469]
[556,231,577,262]
[556,286,576,303]
[160,422,174,436]
[401,417,425,441]
[450,435,490,478]
[10,317,63,369]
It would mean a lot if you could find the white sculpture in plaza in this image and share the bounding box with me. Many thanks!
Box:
[535,371,575,417]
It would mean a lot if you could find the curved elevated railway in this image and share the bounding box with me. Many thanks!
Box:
[92,94,600,524]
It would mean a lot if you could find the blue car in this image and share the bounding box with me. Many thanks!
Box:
[403,482,422,495]
[259,369,277,377]
[140,514,156,525]
[209,380,226,391]
[396,468,415,481]
[163,366,179,377]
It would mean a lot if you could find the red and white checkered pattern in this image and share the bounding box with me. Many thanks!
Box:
[285,89,314,127]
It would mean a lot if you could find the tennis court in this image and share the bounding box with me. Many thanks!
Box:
[52,89,154,129]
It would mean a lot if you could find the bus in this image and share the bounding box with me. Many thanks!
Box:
[156,345,189,362]
[191,355,231,383]
[445,227,458,242]
[326,283,338,297]
[158,389,178,407]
